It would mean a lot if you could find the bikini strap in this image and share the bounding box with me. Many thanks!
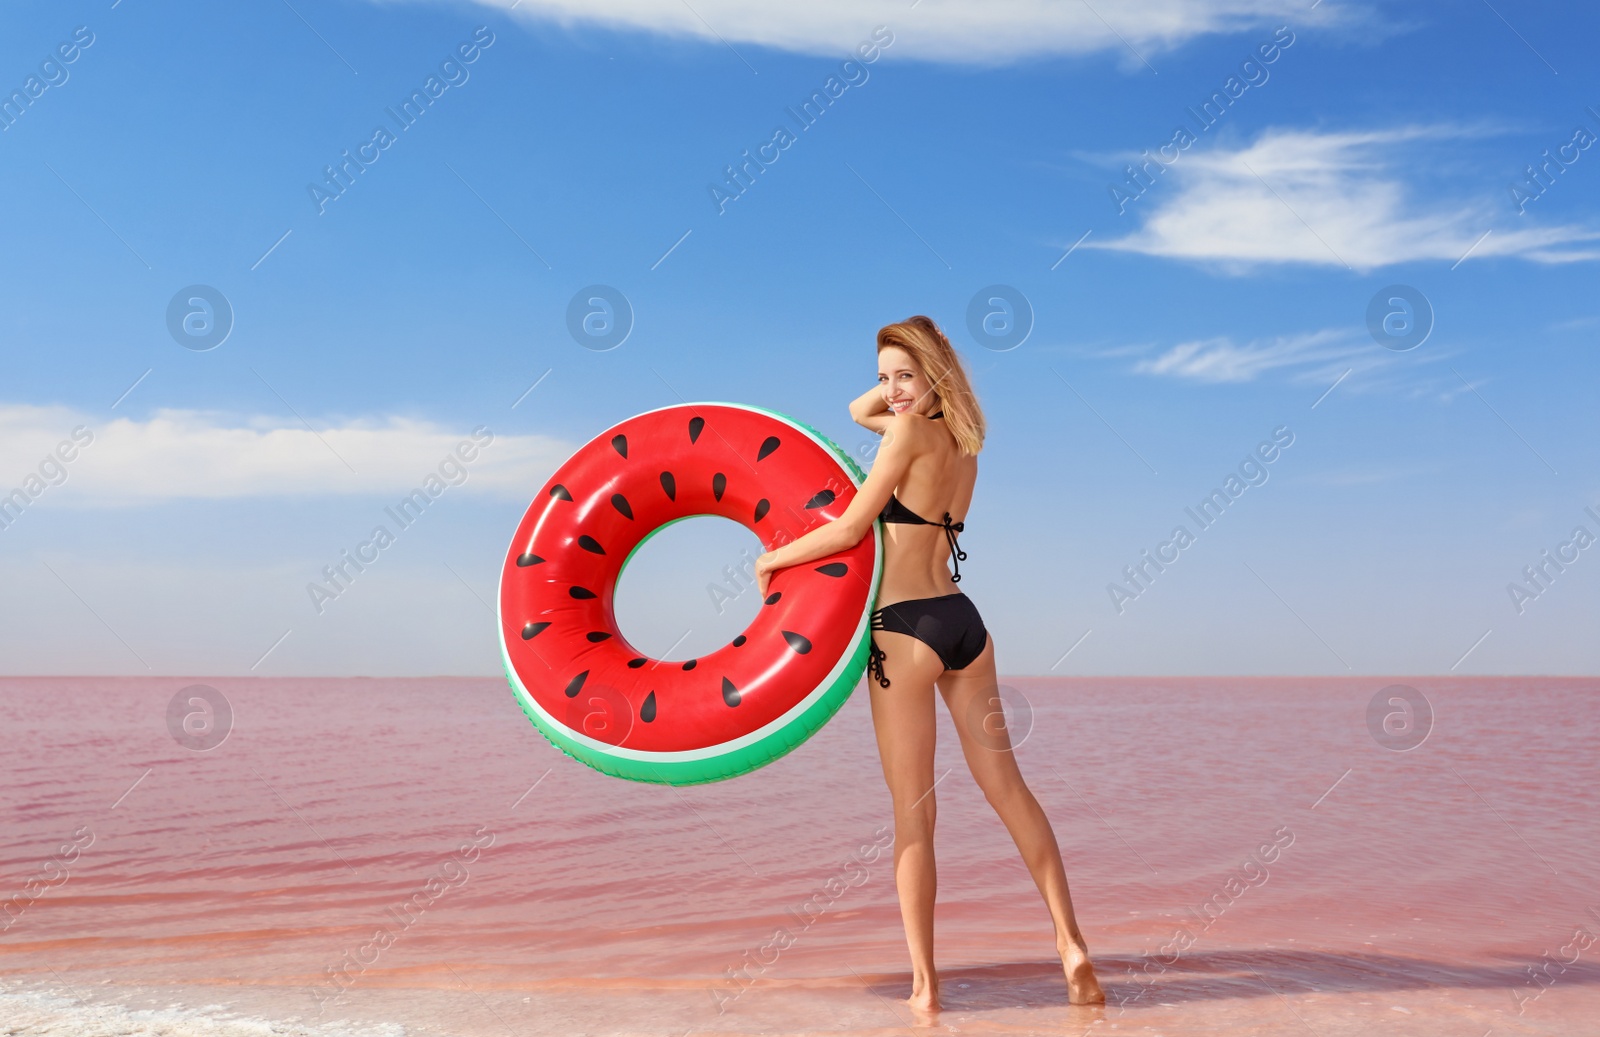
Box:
[923,408,964,579]
[940,514,967,583]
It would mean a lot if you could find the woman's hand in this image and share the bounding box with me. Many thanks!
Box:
[755,550,779,597]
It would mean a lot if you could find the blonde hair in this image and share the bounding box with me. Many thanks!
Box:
[876,315,986,455]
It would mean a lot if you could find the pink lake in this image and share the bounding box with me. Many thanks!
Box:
[1,675,1596,1036]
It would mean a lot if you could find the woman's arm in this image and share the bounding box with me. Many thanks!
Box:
[756,414,918,595]
[849,383,894,435]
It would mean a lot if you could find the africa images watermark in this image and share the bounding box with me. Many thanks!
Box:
[709,823,894,1014]
[0,824,95,936]
[307,26,496,215]
[310,824,496,1012]
[1107,425,1296,614]
[708,26,894,215]
[1109,25,1296,214]
[703,471,853,615]
[1118,825,1296,1011]
[1511,904,1600,1016]
[706,544,764,615]
[306,427,494,614]
[0,424,95,534]
[1509,104,1600,214]
[1505,504,1599,615]
[0,25,95,133]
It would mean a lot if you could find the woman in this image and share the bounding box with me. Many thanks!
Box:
[754,316,1105,1013]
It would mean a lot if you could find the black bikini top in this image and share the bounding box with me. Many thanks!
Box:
[877,410,968,582]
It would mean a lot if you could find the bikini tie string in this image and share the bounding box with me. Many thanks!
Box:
[866,631,891,688]
[941,514,967,583]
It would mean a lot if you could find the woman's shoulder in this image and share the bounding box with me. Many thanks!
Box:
[901,409,973,451]
[888,409,944,434]
[881,411,943,455]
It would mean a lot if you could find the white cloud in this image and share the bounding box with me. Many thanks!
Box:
[430,0,1353,65]
[0,404,576,503]
[1125,327,1480,402]
[1132,328,1359,382]
[1091,126,1600,270]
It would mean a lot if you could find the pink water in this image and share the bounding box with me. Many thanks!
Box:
[1,675,1596,1036]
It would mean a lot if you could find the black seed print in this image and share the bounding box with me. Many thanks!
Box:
[611,434,628,458]
[722,677,741,707]
[660,471,676,500]
[612,493,634,519]
[516,553,544,567]
[782,631,813,654]
[712,472,727,501]
[754,499,770,522]
[627,657,648,668]
[522,622,550,640]
[688,416,705,443]
[682,659,698,671]
[550,484,573,501]
[732,634,747,647]
[815,562,848,577]
[570,586,597,600]
[586,631,612,643]
[640,691,656,723]
[764,592,782,605]
[578,535,605,554]
[564,670,589,698]
[804,489,836,509]
[757,436,780,461]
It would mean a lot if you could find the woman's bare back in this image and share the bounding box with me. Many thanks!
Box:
[875,413,977,606]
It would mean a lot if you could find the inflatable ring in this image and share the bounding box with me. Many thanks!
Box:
[497,402,882,786]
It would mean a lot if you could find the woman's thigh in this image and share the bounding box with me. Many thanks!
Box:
[866,629,947,815]
[935,634,1030,802]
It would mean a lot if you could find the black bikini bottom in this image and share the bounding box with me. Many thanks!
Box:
[866,592,988,688]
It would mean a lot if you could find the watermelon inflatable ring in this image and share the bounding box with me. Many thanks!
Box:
[497,402,883,786]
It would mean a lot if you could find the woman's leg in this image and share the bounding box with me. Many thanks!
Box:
[936,634,1106,1005]
[866,627,948,1014]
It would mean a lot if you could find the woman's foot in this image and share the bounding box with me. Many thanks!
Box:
[1059,939,1105,1005]
[906,977,941,1015]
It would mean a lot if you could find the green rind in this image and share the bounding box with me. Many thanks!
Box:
[499,404,883,786]
[499,629,871,786]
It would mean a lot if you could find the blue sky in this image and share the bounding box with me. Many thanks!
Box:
[1,0,1595,676]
